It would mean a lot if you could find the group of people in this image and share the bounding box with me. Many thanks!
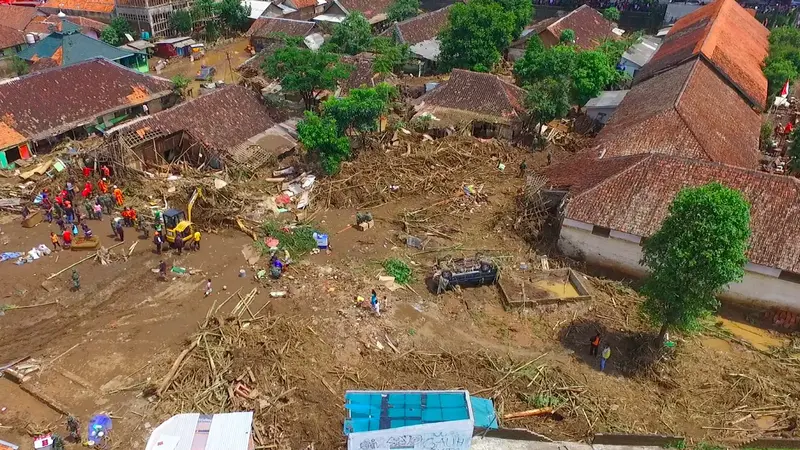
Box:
[152,229,201,256]
[589,333,612,372]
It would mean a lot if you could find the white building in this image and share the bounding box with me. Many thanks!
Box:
[145,412,254,450]
[583,90,628,125]
[542,153,800,313]
[619,35,661,78]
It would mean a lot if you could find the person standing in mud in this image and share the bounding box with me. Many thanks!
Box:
[590,333,600,356]
[67,415,80,442]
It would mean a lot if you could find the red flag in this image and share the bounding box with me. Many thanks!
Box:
[780,79,790,97]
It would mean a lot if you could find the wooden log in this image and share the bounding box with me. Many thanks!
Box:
[157,339,199,397]
[503,407,553,420]
[19,383,71,416]
[46,241,125,280]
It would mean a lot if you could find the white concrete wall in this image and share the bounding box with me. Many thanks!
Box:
[559,223,800,312]
[348,420,472,450]
[586,106,618,125]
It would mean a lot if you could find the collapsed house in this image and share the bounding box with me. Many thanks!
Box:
[313,0,393,26]
[0,57,175,167]
[411,69,525,139]
[107,85,297,171]
[379,5,453,73]
[245,17,321,51]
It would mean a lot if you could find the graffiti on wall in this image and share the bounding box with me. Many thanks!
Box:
[354,430,470,450]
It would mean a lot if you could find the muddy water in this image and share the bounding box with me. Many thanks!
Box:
[533,279,579,298]
[699,336,733,353]
[716,317,786,351]
[156,38,254,98]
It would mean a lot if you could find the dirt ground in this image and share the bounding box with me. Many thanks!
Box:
[156,38,253,98]
[0,134,798,450]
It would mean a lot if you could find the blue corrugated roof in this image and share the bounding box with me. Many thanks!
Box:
[343,391,472,435]
[18,20,136,66]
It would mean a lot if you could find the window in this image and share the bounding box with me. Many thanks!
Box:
[591,226,611,237]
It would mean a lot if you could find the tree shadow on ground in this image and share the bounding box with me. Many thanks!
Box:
[558,318,669,379]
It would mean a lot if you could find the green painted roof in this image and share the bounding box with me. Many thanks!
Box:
[18,20,135,66]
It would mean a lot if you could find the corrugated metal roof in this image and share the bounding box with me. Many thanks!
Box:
[584,90,629,109]
[207,412,253,450]
[145,413,200,450]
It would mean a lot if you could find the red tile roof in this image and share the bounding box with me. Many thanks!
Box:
[0,24,26,50]
[28,56,59,72]
[118,85,277,154]
[594,58,761,169]
[546,5,617,50]
[26,14,108,34]
[0,58,173,141]
[339,0,393,21]
[0,5,39,31]
[39,0,115,14]
[0,122,27,150]
[290,0,318,9]
[246,17,316,38]
[634,0,768,110]
[544,153,800,273]
[381,5,452,45]
[412,69,526,122]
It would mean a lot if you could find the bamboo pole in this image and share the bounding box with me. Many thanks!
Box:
[46,241,126,280]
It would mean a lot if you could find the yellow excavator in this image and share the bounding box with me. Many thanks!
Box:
[164,187,203,244]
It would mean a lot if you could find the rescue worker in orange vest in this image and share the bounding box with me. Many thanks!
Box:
[113,186,124,206]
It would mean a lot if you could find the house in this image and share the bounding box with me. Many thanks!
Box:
[114,0,190,37]
[0,24,28,61]
[145,412,254,450]
[344,390,497,450]
[542,153,800,312]
[243,0,298,20]
[380,6,452,72]
[38,0,115,23]
[0,5,38,71]
[618,35,660,78]
[0,121,31,170]
[593,58,762,168]
[0,58,175,154]
[153,36,196,58]
[246,18,318,51]
[109,85,294,170]
[0,4,39,33]
[633,0,769,111]
[508,5,617,60]
[411,69,526,139]
[314,0,393,25]
[118,39,155,56]
[664,1,703,24]
[17,20,149,72]
[338,52,388,95]
[25,15,109,39]
[584,90,628,125]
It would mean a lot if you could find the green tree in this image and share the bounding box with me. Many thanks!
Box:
[496,0,533,38]
[523,77,570,134]
[10,56,28,76]
[514,39,576,86]
[559,29,575,44]
[323,83,396,136]
[640,182,751,343]
[438,0,516,71]
[171,75,191,97]
[372,36,409,74]
[170,10,193,34]
[788,129,800,172]
[192,0,216,21]
[763,26,800,95]
[387,0,420,23]
[602,6,620,22]
[216,0,251,33]
[327,12,373,55]
[764,58,797,97]
[263,46,352,110]
[297,111,352,174]
[100,17,133,46]
[571,49,621,104]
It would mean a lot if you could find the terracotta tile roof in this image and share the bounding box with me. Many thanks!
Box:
[246,17,316,38]
[0,122,27,150]
[0,58,173,141]
[291,0,318,9]
[118,86,276,154]
[28,56,59,72]
[634,0,768,110]
[510,17,559,49]
[339,0,393,21]
[594,58,761,169]
[0,24,26,50]
[547,153,800,273]
[339,52,388,94]
[546,5,616,50]
[381,5,452,45]
[412,69,526,121]
[0,5,39,31]
[26,15,108,34]
[40,0,115,14]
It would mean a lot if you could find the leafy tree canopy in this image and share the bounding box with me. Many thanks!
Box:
[763,26,800,96]
[514,39,576,85]
[572,49,621,104]
[602,6,620,21]
[100,17,132,46]
[387,0,420,23]
[523,76,570,131]
[327,12,374,55]
[640,182,750,341]
[297,111,352,175]
[788,128,800,172]
[171,75,191,97]
[322,83,396,135]
[263,45,352,110]
[216,0,251,33]
[496,0,533,38]
[192,0,216,21]
[559,28,575,44]
[372,36,410,74]
[170,10,193,35]
[438,0,517,72]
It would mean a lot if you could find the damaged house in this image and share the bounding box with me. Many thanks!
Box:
[411,69,525,139]
[0,57,175,166]
[108,85,297,171]
[379,5,453,73]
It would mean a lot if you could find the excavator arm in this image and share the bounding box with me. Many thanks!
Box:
[186,187,203,224]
